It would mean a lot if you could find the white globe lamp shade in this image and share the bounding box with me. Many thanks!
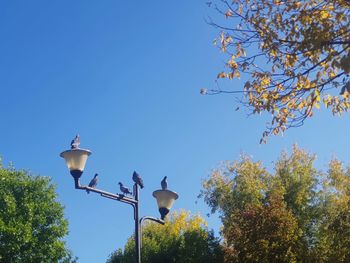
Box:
[153,189,179,220]
[60,148,91,179]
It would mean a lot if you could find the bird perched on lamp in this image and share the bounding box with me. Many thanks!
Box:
[70,134,80,149]
[86,173,98,194]
[132,171,144,189]
[161,176,167,190]
[118,182,132,195]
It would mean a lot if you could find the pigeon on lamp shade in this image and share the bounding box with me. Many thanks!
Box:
[118,182,132,195]
[70,134,80,149]
[161,176,168,190]
[132,171,144,189]
[86,173,98,194]
[340,81,350,97]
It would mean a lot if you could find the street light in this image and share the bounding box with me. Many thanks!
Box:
[153,190,179,220]
[60,148,91,188]
[60,135,179,263]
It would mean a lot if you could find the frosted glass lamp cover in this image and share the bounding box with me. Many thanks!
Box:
[153,189,178,219]
[60,149,91,177]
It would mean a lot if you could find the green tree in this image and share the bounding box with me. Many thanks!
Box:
[202,0,350,141]
[0,163,76,263]
[106,210,224,263]
[200,146,350,262]
[314,159,350,262]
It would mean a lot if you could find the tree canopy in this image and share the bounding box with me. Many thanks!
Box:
[203,0,350,142]
[200,146,350,262]
[0,162,76,263]
[106,210,224,263]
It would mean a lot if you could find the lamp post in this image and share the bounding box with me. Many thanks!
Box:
[60,135,178,263]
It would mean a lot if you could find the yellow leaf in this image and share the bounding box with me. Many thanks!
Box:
[217,72,226,79]
[249,92,253,101]
[270,49,278,57]
[225,10,233,18]
[261,76,271,86]
[319,10,332,20]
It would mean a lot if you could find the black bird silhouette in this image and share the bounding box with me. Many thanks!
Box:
[161,176,168,190]
[70,134,80,149]
[86,173,98,194]
[132,171,144,189]
[118,182,132,195]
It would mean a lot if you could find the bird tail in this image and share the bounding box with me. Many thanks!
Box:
[86,189,90,194]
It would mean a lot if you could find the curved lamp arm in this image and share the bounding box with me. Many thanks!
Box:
[139,216,165,249]
[140,216,165,226]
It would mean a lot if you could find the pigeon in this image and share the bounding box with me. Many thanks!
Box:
[70,134,80,149]
[161,176,168,190]
[86,173,98,194]
[118,182,132,195]
[132,171,144,189]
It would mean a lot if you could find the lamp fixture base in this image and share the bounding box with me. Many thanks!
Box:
[70,170,83,188]
[70,169,83,179]
[159,207,170,220]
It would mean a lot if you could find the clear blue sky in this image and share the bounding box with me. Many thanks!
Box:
[0,1,349,262]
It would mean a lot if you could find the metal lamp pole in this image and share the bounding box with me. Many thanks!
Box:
[69,174,164,263]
